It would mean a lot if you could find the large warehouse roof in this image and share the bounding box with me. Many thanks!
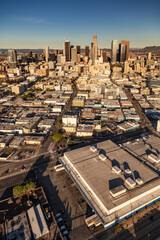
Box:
[60,140,160,228]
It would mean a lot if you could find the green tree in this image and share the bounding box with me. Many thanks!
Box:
[115,223,122,233]
[53,133,62,142]
[57,117,62,125]
[13,182,36,196]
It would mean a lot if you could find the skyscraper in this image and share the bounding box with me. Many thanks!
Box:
[71,48,77,63]
[93,34,98,65]
[45,46,49,62]
[119,44,126,62]
[102,51,107,63]
[28,51,32,57]
[8,49,17,68]
[90,43,94,64]
[85,46,89,57]
[121,40,130,60]
[76,45,81,54]
[111,40,117,63]
[64,41,70,61]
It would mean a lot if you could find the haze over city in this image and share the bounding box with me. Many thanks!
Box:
[1,0,160,49]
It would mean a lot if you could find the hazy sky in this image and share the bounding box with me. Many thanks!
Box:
[1,0,160,49]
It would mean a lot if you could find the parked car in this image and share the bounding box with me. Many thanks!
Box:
[20,166,26,171]
[62,230,69,236]
[60,226,66,231]
[56,217,63,223]
[55,213,61,219]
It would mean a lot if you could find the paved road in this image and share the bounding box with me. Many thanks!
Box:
[123,87,160,138]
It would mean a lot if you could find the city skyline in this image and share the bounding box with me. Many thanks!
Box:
[1,0,160,49]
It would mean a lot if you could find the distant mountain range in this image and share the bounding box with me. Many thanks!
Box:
[141,46,160,52]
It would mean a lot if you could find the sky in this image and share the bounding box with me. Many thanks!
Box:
[0,0,160,49]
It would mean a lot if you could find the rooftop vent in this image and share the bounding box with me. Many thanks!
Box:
[148,154,160,163]
[110,185,126,198]
[125,178,136,188]
[135,178,143,185]
[99,154,106,161]
[112,166,121,174]
[124,168,132,174]
[90,146,97,152]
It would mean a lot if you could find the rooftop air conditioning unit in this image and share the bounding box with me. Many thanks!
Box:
[110,185,126,198]
[112,166,121,174]
[148,154,160,163]
[124,168,132,174]
[135,178,143,185]
[125,178,136,188]
[90,146,97,152]
[99,154,106,161]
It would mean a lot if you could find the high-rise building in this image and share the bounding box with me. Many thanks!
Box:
[119,44,126,62]
[8,49,17,68]
[64,41,70,61]
[111,40,117,63]
[85,46,89,57]
[90,42,94,64]
[71,48,77,63]
[28,51,32,57]
[76,45,81,54]
[54,50,58,56]
[93,35,98,65]
[121,40,130,60]
[45,46,49,62]
[148,52,151,60]
[70,45,74,60]
[102,51,107,63]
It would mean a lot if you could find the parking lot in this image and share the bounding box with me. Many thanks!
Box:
[37,164,93,240]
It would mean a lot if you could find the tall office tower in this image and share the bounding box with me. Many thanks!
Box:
[8,49,17,68]
[54,50,58,56]
[28,51,32,57]
[121,40,130,60]
[45,46,49,62]
[85,46,89,57]
[93,34,98,64]
[90,42,94,64]
[76,45,81,54]
[102,51,107,63]
[64,41,70,61]
[111,40,117,63]
[119,44,126,62]
[71,48,77,63]
[70,45,74,60]
[148,52,151,60]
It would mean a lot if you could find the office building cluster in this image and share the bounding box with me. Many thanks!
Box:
[111,40,130,63]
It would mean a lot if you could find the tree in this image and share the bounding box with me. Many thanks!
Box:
[115,223,122,233]
[53,133,62,142]
[57,117,62,125]
[13,181,36,196]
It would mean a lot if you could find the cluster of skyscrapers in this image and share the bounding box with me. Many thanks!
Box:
[8,35,130,67]
[111,40,130,63]
[61,35,98,64]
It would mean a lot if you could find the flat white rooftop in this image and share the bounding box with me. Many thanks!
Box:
[60,140,160,228]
